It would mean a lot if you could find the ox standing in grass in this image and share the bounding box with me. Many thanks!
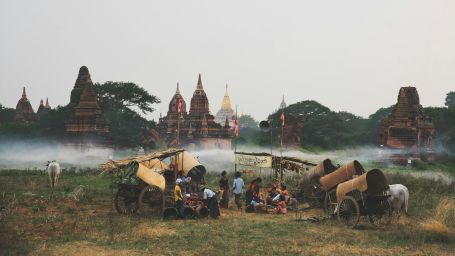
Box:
[47,161,61,188]
[387,184,409,217]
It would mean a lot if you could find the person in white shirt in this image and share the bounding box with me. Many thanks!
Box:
[232,171,245,210]
[200,184,220,219]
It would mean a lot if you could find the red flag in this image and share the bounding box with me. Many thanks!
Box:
[280,112,285,126]
[178,98,183,113]
[234,119,239,137]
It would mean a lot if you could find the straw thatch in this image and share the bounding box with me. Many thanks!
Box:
[99,148,184,173]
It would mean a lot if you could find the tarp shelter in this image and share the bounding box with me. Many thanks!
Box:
[234,152,316,180]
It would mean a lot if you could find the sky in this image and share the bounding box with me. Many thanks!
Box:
[1,0,454,122]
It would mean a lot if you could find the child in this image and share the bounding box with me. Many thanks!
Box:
[232,171,244,210]
[276,195,287,214]
[174,178,184,218]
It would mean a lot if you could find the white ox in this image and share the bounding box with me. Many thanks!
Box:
[387,184,409,216]
[47,161,61,188]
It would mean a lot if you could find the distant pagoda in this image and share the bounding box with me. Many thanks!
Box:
[214,84,235,126]
[279,95,287,110]
[65,66,110,144]
[157,74,232,149]
[36,98,51,119]
[14,87,36,123]
[379,87,435,162]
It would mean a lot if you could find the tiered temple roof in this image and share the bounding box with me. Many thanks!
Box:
[37,98,51,118]
[65,66,110,144]
[14,87,36,123]
[157,74,232,149]
[215,84,235,126]
[379,87,435,161]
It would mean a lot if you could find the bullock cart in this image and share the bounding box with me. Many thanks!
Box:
[335,169,392,228]
[99,148,206,217]
[297,159,337,206]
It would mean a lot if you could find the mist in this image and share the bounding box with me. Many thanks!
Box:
[0,140,114,169]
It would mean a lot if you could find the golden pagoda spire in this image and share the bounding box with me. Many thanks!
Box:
[221,83,232,110]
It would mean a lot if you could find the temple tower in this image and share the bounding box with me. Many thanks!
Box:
[215,84,235,125]
[65,66,110,144]
[379,87,435,162]
[14,87,36,123]
[157,74,233,149]
[189,74,209,117]
[279,95,287,110]
[37,98,51,119]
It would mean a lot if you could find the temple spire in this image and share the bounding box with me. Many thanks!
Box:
[40,99,44,106]
[45,98,50,108]
[197,74,203,89]
[176,83,180,94]
[279,95,287,109]
[22,87,27,99]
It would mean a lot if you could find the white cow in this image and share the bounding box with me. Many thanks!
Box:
[387,184,409,217]
[47,161,61,188]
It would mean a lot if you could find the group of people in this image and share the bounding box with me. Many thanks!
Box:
[173,170,297,219]
[174,174,220,219]
[219,171,297,214]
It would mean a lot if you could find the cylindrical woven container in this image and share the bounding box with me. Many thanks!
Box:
[319,160,365,191]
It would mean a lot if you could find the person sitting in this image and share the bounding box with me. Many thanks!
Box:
[245,178,263,212]
[276,195,287,214]
[200,184,220,219]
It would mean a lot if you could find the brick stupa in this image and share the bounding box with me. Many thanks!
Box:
[379,87,435,161]
[157,74,232,149]
[65,66,110,144]
[37,98,51,119]
[14,87,36,123]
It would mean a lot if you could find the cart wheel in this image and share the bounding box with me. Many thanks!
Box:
[139,185,164,217]
[324,189,337,216]
[115,186,141,214]
[368,199,392,227]
[337,196,360,228]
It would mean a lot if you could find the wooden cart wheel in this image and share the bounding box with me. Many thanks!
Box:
[337,196,360,228]
[324,189,337,216]
[139,185,164,217]
[309,177,324,207]
[368,198,392,227]
[114,186,141,214]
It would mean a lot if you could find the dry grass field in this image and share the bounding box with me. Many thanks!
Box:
[0,169,454,256]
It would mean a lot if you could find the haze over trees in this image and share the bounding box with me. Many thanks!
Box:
[0,82,161,148]
[1,88,455,156]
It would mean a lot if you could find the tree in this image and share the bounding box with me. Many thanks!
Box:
[445,92,455,109]
[93,81,160,147]
[94,81,161,114]
[0,104,15,123]
[238,114,258,129]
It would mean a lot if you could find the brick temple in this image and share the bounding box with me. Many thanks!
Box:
[157,74,232,149]
[14,87,52,123]
[379,87,435,161]
[14,87,36,123]
[65,66,110,145]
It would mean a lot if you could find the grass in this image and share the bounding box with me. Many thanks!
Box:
[0,168,454,256]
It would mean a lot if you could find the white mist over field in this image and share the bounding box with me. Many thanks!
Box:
[0,141,114,169]
[0,140,450,185]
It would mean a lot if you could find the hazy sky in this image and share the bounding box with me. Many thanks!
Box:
[1,0,454,121]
